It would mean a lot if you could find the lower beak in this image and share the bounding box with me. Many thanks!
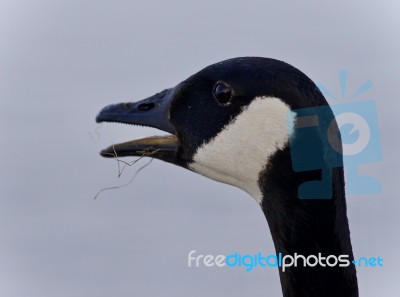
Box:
[99,135,178,162]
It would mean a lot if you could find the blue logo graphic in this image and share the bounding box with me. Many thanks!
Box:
[289,70,382,199]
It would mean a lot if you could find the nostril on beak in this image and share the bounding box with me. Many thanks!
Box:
[137,102,155,111]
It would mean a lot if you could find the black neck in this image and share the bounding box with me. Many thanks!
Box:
[260,147,358,297]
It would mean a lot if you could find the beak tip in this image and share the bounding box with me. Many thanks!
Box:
[95,113,105,124]
[99,148,114,158]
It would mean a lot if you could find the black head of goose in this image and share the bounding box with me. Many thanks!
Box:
[96,57,358,297]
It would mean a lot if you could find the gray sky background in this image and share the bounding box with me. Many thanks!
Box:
[1,1,399,296]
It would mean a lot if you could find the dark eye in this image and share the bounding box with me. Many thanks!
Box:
[213,82,234,104]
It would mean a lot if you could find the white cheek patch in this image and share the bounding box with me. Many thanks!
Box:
[189,97,296,204]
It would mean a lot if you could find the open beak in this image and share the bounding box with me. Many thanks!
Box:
[95,85,180,163]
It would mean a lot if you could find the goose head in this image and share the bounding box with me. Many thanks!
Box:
[96,57,358,297]
[96,57,335,203]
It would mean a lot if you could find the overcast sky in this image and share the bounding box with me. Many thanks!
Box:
[1,1,399,296]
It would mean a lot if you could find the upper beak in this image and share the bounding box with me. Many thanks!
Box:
[96,85,180,162]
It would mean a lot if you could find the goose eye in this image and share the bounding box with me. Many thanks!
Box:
[213,82,233,104]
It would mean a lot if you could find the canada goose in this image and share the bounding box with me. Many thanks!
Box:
[96,57,358,297]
